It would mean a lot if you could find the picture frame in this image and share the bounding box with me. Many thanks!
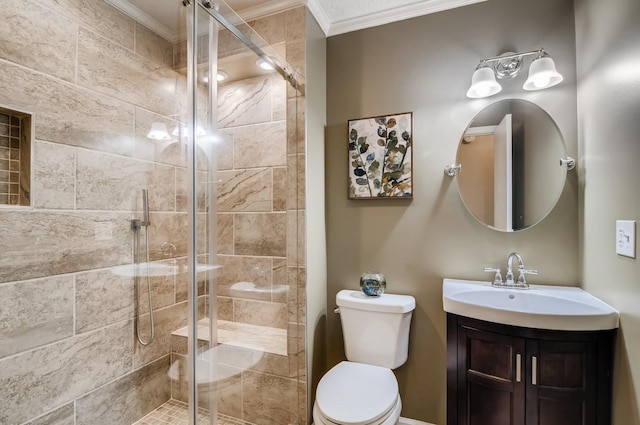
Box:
[348,112,413,199]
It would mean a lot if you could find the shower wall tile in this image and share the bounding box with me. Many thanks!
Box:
[217,364,243,418]
[287,210,305,267]
[139,272,177,314]
[135,22,173,67]
[77,28,176,116]
[24,402,75,425]
[286,40,306,79]
[287,98,305,154]
[134,108,187,168]
[273,167,287,211]
[0,61,135,156]
[40,0,135,50]
[272,258,289,303]
[251,351,291,379]
[242,370,297,425]
[0,320,132,425]
[174,257,207,303]
[0,210,132,283]
[272,76,287,121]
[175,168,207,213]
[217,168,272,212]
[0,0,77,83]
[134,301,188,368]
[233,299,287,329]
[76,149,175,211]
[76,355,170,425]
[214,128,234,171]
[216,255,272,298]
[285,7,306,42]
[217,214,234,255]
[148,212,188,260]
[248,14,286,45]
[288,154,305,210]
[0,275,74,358]
[218,296,233,321]
[287,267,306,323]
[234,213,287,257]
[233,121,287,168]
[32,141,76,209]
[75,269,134,334]
[218,76,272,128]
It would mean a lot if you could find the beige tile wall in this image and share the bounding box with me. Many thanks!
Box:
[0,2,307,425]
[0,0,193,423]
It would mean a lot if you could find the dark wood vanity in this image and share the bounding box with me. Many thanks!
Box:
[447,314,616,425]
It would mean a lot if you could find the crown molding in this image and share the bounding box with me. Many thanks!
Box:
[306,0,331,36]
[327,0,487,37]
[104,0,178,42]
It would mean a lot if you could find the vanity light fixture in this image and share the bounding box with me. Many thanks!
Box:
[466,48,563,98]
[146,122,171,141]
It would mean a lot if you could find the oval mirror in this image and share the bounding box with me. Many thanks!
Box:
[455,99,567,232]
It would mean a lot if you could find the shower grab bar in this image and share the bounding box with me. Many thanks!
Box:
[132,189,154,346]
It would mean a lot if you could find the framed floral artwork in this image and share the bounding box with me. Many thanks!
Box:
[348,112,413,199]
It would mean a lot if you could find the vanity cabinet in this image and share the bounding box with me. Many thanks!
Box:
[447,314,615,425]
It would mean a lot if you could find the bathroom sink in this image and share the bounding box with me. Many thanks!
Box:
[443,279,619,331]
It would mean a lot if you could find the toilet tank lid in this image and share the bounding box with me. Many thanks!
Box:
[337,290,415,313]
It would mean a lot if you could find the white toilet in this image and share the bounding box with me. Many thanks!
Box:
[313,289,416,425]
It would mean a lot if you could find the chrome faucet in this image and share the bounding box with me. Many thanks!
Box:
[484,252,538,289]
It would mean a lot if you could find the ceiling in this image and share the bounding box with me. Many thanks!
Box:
[106,0,487,40]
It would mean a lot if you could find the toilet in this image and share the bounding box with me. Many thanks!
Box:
[313,289,416,425]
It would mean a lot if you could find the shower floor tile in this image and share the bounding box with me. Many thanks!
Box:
[132,399,249,425]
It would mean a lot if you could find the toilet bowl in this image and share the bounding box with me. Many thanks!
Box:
[313,361,402,425]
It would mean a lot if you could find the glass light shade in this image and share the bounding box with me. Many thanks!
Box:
[523,56,563,90]
[466,67,502,98]
[146,122,171,141]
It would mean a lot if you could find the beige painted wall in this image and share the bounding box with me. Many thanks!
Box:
[575,0,640,423]
[325,0,578,422]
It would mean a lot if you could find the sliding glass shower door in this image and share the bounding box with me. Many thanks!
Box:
[180,1,306,424]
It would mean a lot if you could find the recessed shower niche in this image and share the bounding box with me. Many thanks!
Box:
[0,106,31,206]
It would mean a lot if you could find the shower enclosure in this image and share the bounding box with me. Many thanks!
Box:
[0,0,307,424]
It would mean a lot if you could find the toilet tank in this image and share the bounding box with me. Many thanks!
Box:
[337,289,415,369]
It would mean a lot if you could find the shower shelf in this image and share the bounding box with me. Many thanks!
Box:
[171,318,287,356]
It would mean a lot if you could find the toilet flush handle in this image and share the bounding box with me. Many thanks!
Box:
[334,306,341,314]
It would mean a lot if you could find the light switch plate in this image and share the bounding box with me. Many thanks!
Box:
[616,220,636,258]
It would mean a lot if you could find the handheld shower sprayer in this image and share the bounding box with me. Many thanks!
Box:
[132,188,155,346]
[132,189,150,230]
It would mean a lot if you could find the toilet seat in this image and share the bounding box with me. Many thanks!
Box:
[314,361,400,425]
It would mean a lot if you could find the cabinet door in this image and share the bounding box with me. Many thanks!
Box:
[526,339,597,425]
[458,325,526,425]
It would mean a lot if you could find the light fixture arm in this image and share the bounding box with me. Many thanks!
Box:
[478,48,545,66]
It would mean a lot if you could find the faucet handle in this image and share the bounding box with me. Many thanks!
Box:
[484,267,503,286]
[516,268,538,286]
